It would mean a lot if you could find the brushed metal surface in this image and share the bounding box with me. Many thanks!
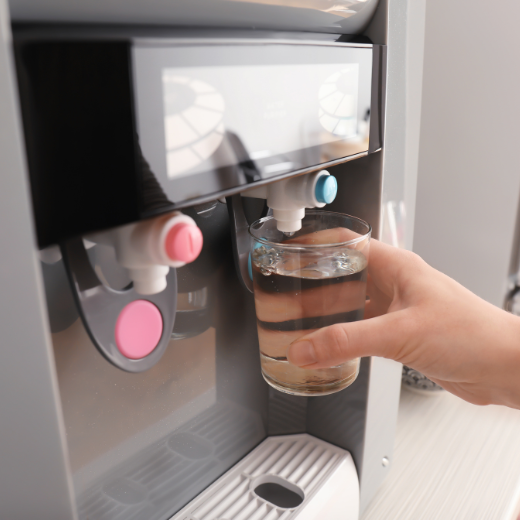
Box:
[9,0,379,35]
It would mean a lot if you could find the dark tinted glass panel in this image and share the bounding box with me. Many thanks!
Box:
[133,42,373,208]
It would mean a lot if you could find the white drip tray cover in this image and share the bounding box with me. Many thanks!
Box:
[170,433,359,520]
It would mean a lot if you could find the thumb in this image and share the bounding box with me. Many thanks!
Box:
[286,311,411,369]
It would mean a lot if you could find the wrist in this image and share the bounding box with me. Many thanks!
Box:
[489,311,520,409]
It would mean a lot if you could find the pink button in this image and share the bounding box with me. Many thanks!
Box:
[165,223,203,264]
[115,300,163,359]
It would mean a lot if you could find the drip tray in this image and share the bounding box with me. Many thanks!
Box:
[170,433,359,520]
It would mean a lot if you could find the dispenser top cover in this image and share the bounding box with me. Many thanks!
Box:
[9,0,380,35]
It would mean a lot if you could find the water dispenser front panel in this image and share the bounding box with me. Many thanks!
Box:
[14,30,388,520]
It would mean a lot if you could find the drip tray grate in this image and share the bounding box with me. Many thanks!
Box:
[170,434,359,520]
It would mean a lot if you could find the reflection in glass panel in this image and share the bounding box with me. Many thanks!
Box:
[51,317,266,519]
[162,74,225,179]
[159,62,369,181]
[319,65,359,137]
[54,325,217,483]
[226,0,373,19]
[45,201,268,519]
[133,44,373,203]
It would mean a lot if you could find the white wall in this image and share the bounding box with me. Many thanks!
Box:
[413,0,520,307]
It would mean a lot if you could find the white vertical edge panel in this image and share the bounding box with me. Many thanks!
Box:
[358,357,402,513]
[0,3,77,518]
[374,0,426,252]
[358,0,427,512]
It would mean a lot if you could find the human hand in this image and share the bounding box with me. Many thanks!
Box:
[287,239,520,409]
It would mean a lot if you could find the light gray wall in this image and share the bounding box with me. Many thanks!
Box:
[413,0,520,307]
[0,0,77,517]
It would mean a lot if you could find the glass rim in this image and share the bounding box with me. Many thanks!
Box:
[248,209,372,250]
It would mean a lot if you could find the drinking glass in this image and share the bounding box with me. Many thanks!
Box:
[249,210,371,396]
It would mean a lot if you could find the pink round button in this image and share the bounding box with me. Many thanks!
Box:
[165,223,203,263]
[115,300,163,359]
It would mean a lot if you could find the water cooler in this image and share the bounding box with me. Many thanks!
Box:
[0,0,424,518]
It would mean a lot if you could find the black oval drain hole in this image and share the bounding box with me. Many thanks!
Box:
[254,482,304,508]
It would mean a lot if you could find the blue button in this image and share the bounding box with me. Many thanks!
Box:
[315,175,338,204]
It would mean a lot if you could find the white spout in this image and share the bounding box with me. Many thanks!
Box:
[272,208,306,233]
[87,212,203,295]
[242,170,338,232]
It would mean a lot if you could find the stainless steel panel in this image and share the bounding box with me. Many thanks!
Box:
[44,201,269,519]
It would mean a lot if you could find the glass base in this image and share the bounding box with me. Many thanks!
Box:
[261,367,359,397]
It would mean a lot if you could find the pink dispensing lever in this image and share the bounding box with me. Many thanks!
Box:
[62,212,203,372]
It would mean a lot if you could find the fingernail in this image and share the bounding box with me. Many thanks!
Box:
[287,341,317,367]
